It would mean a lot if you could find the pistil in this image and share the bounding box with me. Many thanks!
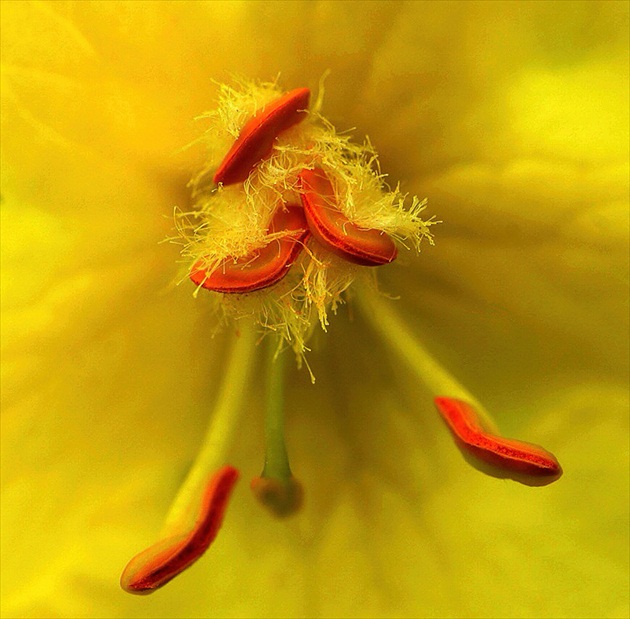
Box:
[251,339,303,517]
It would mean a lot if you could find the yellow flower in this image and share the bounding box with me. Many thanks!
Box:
[1,1,628,617]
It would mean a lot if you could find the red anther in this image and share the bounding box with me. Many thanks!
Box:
[120,466,239,595]
[299,167,398,266]
[434,397,563,487]
[190,205,309,294]
[213,88,311,186]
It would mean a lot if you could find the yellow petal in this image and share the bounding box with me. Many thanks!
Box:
[2,1,628,617]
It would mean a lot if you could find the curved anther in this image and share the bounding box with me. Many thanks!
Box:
[190,205,309,293]
[299,167,398,266]
[434,397,563,486]
[214,88,311,185]
[120,466,239,594]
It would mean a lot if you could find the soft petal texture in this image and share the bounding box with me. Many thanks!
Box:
[2,2,628,618]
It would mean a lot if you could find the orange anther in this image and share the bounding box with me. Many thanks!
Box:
[299,167,398,266]
[213,88,311,186]
[434,397,562,486]
[120,466,239,595]
[190,205,309,294]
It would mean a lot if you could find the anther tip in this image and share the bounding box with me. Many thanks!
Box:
[250,476,304,518]
[434,396,564,487]
[120,466,239,595]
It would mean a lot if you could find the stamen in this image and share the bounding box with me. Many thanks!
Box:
[434,397,562,486]
[190,205,309,293]
[120,322,257,594]
[120,466,239,594]
[251,340,303,517]
[299,167,398,266]
[213,87,311,186]
[120,321,255,594]
[356,287,562,485]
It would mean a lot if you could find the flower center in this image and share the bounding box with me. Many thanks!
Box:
[176,79,435,361]
[120,79,563,596]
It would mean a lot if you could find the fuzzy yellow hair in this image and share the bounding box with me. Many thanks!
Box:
[174,78,436,370]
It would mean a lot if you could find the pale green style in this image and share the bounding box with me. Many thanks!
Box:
[1,1,628,618]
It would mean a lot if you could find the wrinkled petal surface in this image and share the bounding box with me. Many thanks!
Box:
[2,2,628,618]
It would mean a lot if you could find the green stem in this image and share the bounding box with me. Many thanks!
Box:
[261,339,292,481]
[161,321,257,536]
